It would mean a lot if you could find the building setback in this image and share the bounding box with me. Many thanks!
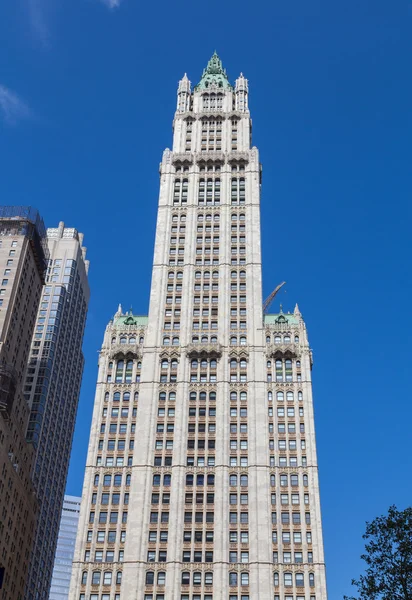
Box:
[49,496,82,600]
[24,223,90,600]
[0,207,48,600]
[69,54,328,599]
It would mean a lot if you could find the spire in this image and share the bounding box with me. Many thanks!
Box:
[195,51,232,91]
[294,303,301,317]
[115,303,122,317]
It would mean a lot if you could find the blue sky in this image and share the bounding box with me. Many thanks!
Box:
[1,0,411,597]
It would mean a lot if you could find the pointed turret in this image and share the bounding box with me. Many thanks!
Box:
[195,51,232,90]
[294,303,301,317]
[235,72,249,112]
[177,73,192,113]
[115,303,123,318]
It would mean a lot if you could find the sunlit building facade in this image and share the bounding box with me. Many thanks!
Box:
[69,54,328,600]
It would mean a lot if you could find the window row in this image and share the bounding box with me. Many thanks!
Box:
[274,572,315,587]
[81,571,122,585]
[181,571,213,585]
[93,474,131,487]
[268,391,303,403]
[89,512,128,524]
[266,334,299,344]
[86,530,126,543]
[104,391,139,403]
[100,423,135,434]
[110,335,143,345]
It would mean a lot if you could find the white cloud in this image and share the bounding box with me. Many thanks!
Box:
[0,85,31,125]
[99,0,122,8]
[27,0,50,46]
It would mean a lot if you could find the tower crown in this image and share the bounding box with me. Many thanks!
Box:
[195,51,232,91]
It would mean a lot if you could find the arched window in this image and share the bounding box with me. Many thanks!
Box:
[186,474,194,486]
[230,359,237,369]
[108,362,113,370]
[201,335,208,343]
[196,474,204,486]
[92,571,101,585]
[134,391,139,402]
[207,474,214,486]
[171,359,178,370]
[120,337,127,345]
[229,474,237,486]
[240,391,247,402]
[240,336,247,345]
[126,474,131,486]
[229,572,238,586]
[267,360,272,368]
[113,473,121,486]
[286,391,293,402]
[284,335,291,343]
[268,391,273,402]
[296,572,304,587]
[129,336,136,344]
[295,335,299,343]
[153,474,161,486]
[266,336,270,343]
[303,474,308,486]
[274,335,281,344]
[177,271,183,279]
[116,571,122,585]
[190,392,197,402]
[94,474,99,486]
[139,336,144,344]
[168,271,175,279]
[240,474,248,487]
[103,571,112,585]
[169,391,176,401]
[181,571,190,585]
[123,392,130,402]
[205,571,213,585]
[240,359,247,369]
[284,572,293,587]
[163,336,170,345]
[209,391,216,401]
[172,336,179,346]
[163,474,171,486]
[111,337,116,345]
[298,391,303,401]
[274,572,279,586]
[161,359,168,369]
[210,359,217,369]
[104,392,109,402]
[277,391,284,402]
[191,359,198,369]
[81,571,87,585]
[211,336,217,343]
[195,271,201,279]
[113,392,120,402]
[270,474,276,487]
[309,573,315,587]
[155,571,165,585]
[230,271,237,279]
[103,474,111,486]
[241,572,249,586]
[296,360,301,368]
[230,391,237,401]
[230,336,237,345]
[239,270,246,278]
[146,571,154,585]
[193,571,202,586]
[159,392,166,402]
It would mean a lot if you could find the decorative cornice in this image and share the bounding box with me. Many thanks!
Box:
[266,344,298,358]
[108,344,142,359]
[186,343,222,358]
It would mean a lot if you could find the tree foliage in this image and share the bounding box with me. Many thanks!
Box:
[345,505,412,600]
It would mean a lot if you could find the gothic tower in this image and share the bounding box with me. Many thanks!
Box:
[69,53,328,600]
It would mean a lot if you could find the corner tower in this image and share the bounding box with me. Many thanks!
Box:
[69,54,328,600]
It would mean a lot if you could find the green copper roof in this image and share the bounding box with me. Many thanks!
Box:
[195,51,232,91]
[264,314,300,326]
[114,315,148,327]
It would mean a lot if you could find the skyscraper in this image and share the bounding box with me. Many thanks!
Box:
[24,223,90,600]
[0,206,48,600]
[69,53,328,600]
[49,496,82,600]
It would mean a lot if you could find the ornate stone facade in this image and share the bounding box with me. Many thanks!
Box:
[69,54,328,600]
